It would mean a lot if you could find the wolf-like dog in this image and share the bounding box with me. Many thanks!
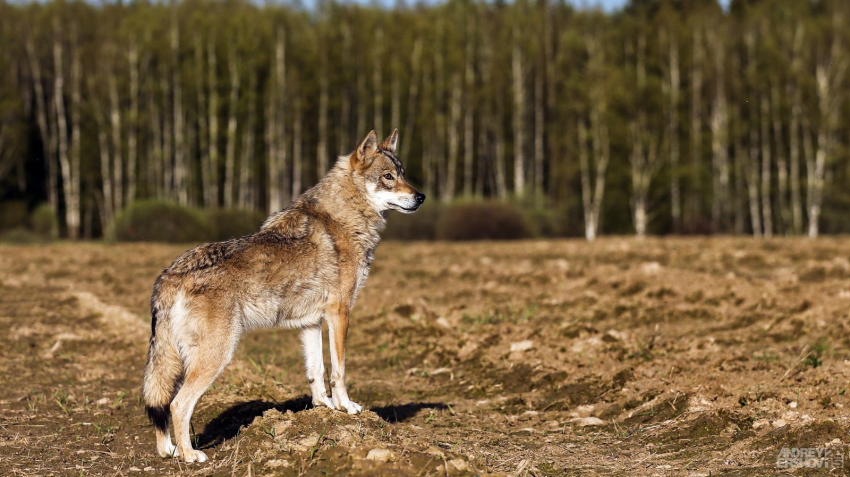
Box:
[142,129,425,463]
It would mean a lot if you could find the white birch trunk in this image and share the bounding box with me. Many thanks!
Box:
[171,19,187,205]
[511,33,526,196]
[581,35,610,241]
[533,67,544,199]
[463,31,475,197]
[445,73,461,201]
[629,35,658,238]
[708,32,729,231]
[401,40,422,161]
[788,25,804,234]
[667,36,682,232]
[52,35,71,234]
[373,28,383,136]
[267,30,287,213]
[194,39,209,205]
[224,48,240,208]
[745,31,761,237]
[317,55,329,176]
[789,88,803,234]
[127,42,139,204]
[578,120,594,241]
[291,98,302,199]
[770,85,788,233]
[808,21,846,238]
[108,70,124,212]
[747,125,763,237]
[239,103,255,210]
[68,42,82,238]
[207,42,220,207]
[759,96,773,237]
[689,28,703,229]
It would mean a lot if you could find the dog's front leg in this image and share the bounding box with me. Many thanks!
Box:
[325,302,362,414]
[300,325,336,410]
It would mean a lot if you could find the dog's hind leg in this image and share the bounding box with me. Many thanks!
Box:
[170,317,238,463]
[144,342,181,457]
[301,324,335,409]
[155,425,178,458]
[144,297,183,458]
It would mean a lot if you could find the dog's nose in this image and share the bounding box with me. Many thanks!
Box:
[414,192,426,205]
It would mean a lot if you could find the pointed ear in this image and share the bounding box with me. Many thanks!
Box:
[352,130,379,169]
[381,128,399,153]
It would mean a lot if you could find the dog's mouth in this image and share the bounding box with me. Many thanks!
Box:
[389,203,420,213]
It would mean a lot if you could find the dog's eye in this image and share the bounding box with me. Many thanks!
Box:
[383,173,394,181]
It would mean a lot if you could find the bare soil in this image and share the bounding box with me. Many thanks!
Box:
[2,238,850,476]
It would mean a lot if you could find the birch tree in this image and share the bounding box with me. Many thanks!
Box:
[788,24,805,234]
[707,29,730,231]
[267,29,287,213]
[511,27,526,196]
[629,34,661,238]
[809,14,847,238]
[463,21,475,197]
[579,34,610,242]
[171,15,188,205]
[224,47,240,207]
[663,30,682,232]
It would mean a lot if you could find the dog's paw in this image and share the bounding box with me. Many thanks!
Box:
[312,395,337,410]
[182,449,208,463]
[157,441,180,458]
[333,396,363,415]
[343,401,363,414]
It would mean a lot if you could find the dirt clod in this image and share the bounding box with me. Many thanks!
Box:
[366,448,395,462]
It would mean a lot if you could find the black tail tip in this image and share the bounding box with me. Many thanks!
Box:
[146,405,170,432]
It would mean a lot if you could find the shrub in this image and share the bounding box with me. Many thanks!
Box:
[436,201,532,240]
[0,201,28,231]
[0,227,48,244]
[383,203,441,240]
[522,205,571,238]
[108,199,212,243]
[30,203,58,238]
[207,208,267,241]
[822,188,850,234]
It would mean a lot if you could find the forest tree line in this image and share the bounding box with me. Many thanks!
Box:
[0,0,849,239]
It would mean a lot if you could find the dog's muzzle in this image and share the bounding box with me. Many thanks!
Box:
[391,192,425,213]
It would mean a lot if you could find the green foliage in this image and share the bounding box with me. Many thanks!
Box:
[436,201,532,241]
[108,200,212,243]
[30,204,58,238]
[206,208,267,241]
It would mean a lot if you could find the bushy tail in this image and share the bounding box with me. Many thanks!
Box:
[143,295,183,433]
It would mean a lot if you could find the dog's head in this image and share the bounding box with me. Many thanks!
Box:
[350,129,425,214]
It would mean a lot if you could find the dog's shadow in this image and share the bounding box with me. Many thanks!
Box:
[370,402,448,423]
[195,396,448,449]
